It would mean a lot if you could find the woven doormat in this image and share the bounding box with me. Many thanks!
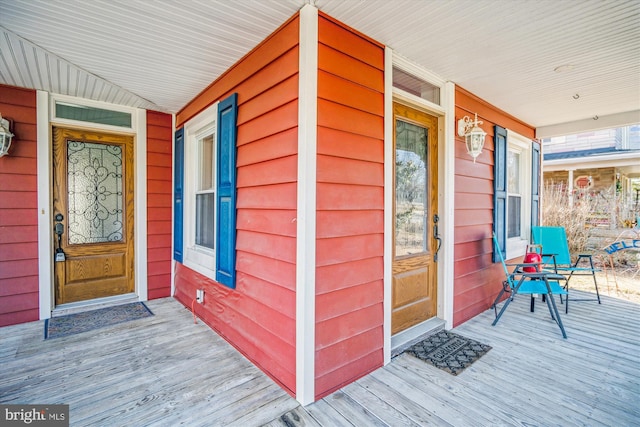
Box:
[45,302,153,339]
[406,330,491,375]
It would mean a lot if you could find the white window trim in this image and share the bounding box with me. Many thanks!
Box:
[50,93,136,132]
[392,55,446,115]
[182,102,218,280]
[506,130,532,259]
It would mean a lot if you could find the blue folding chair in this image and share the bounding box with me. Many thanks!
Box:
[491,233,568,338]
[532,226,601,310]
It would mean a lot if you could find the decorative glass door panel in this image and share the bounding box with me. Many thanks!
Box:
[67,141,124,244]
[395,120,428,256]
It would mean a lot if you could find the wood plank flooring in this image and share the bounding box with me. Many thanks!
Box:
[1,291,638,426]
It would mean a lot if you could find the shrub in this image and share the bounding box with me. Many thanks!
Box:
[541,182,592,255]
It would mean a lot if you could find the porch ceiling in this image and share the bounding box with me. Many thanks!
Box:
[0,0,638,136]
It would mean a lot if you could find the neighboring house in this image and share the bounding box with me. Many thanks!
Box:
[543,125,640,227]
[0,6,563,404]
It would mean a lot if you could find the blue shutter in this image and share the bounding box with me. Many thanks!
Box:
[531,140,541,234]
[216,93,238,288]
[173,128,184,262]
[493,125,508,262]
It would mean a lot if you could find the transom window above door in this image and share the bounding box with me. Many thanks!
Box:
[393,67,440,106]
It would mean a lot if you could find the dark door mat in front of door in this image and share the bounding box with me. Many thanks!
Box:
[44,302,154,339]
[406,330,491,375]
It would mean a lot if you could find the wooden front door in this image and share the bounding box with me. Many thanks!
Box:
[53,127,135,305]
[392,103,439,335]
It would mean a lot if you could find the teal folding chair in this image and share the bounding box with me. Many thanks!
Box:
[532,226,601,310]
[491,233,568,338]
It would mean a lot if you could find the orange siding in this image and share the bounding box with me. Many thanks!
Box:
[0,84,38,327]
[314,14,385,400]
[173,16,299,395]
[453,86,535,326]
[146,110,173,300]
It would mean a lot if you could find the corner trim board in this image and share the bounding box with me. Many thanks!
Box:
[296,4,318,405]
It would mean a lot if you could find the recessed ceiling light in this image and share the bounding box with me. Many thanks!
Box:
[554,64,575,72]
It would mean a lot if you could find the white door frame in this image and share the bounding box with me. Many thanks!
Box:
[383,51,456,364]
[37,91,148,318]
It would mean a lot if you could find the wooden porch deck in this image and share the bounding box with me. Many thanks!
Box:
[1,291,638,426]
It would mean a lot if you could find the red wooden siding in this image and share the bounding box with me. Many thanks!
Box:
[315,13,385,400]
[0,84,39,327]
[453,86,535,326]
[172,16,300,395]
[146,110,173,299]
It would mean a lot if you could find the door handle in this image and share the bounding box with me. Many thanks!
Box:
[433,214,442,262]
[54,214,65,262]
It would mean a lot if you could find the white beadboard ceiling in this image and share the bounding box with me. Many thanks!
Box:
[0,0,639,136]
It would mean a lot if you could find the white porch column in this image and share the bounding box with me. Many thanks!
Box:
[567,169,574,208]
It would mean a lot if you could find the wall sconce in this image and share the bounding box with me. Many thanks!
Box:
[457,113,486,163]
[0,113,15,157]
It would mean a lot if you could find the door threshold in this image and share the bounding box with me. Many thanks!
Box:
[391,317,446,357]
[52,294,139,317]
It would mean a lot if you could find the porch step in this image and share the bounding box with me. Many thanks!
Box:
[391,317,446,357]
[51,293,139,317]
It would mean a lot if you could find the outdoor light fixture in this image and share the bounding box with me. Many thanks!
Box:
[457,113,486,163]
[0,113,14,157]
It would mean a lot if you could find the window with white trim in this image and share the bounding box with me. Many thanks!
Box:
[183,103,218,279]
[506,131,532,258]
[176,93,238,288]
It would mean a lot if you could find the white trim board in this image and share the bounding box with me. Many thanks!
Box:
[135,109,148,301]
[383,46,393,365]
[295,3,318,406]
[37,90,53,320]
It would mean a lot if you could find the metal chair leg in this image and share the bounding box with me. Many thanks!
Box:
[492,278,524,326]
[492,296,514,326]
[588,256,601,304]
[492,281,511,318]
[547,292,567,338]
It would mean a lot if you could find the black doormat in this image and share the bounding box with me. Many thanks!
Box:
[44,302,153,339]
[406,330,491,375]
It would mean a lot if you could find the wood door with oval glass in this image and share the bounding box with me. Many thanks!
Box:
[392,103,438,335]
[52,127,134,305]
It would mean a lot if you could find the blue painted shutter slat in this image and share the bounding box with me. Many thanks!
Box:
[216,93,238,288]
[531,140,541,235]
[173,128,184,262]
[493,125,508,262]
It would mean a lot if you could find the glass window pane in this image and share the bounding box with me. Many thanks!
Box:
[67,141,123,244]
[508,195,521,238]
[200,135,214,191]
[56,102,132,127]
[395,120,428,256]
[508,151,520,193]
[393,67,440,105]
[196,192,215,249]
